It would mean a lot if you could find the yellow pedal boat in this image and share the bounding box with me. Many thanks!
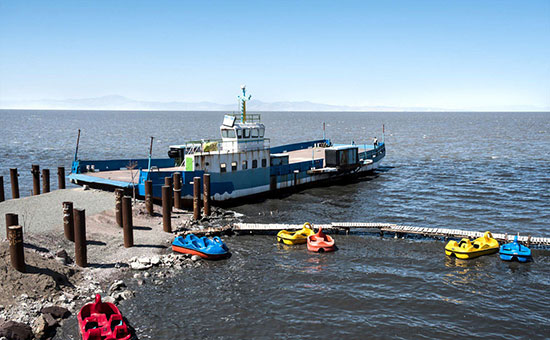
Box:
[445,231,499,259]
[277,222,315,245]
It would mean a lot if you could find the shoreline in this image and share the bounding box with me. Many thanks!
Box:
[0,188,239,339]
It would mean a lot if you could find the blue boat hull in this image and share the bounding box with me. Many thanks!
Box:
[172,235,229,259]
[499,237,532,262]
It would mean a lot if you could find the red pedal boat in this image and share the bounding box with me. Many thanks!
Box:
[78,294,131,340]
[307,228,336,253]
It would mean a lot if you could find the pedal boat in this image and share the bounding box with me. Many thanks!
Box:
[445,231,499,259]
[78,294,131,340]
[499,235,532,262]
[277,222,315,245]
[307,227,336,253]
[172,234,229,260]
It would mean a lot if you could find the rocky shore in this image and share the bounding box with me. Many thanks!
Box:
[0,188,240,340]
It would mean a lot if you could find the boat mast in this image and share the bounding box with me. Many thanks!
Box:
[238,84,251,123]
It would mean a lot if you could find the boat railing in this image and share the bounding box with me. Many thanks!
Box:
[227,113,261,123]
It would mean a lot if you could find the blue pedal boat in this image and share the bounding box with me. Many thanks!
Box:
[499,235,532,263]
[172,234,230,260]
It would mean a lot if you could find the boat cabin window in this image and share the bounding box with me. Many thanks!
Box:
[261,158,267,167]
[251,129,259,138]
[220,163,226,173]
[259,128,265,138]
[252,160,258,168]
[243,129,250,138]
[242,160,248,170]
[236,129,243,139]
[221,129,236,138]
[231,161,237,171]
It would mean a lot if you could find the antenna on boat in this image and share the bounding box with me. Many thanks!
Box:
[238,84,251,123]
[323,122,326,141]
[147,136,154,179]
[73,129,81,163]
[382,124,385,144]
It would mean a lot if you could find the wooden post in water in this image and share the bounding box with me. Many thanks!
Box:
[203,174,211,216]
[173,172,182,210]
[0,176,4,202]
[145,180,153,216]
[193,177,201,220]
[63,202,74,241]
[122,196,134,247]
[7,225,25,272]
[42,168,50,193]
[162,185,172,232]
[10,168,19,199]
[73,208,87,267]
[57,167,66,189]
[164,176,172,212]
[5,213,19,239]
[114,189,123,227]
[31,164,40,195]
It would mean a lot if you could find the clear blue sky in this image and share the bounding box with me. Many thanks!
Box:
[1,0,549,110]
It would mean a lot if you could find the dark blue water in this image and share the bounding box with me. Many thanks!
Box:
[1,110,549,338]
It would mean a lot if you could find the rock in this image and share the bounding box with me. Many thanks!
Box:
[137,257,151,265]
[54,249,72,265]
[0,321,33,340]
[40,306,70,319]
[32,315,47,338]
[137,279,145,286]
[83,185,89,190]
[109,280,126,294]
[130,262,152,270]
[112,290,134,302]
[191,255,201,262]
[150,255,161,266]
[102,296,116,304]
[43,313,58,328]
[143,272,150,278]
[133,273,141,279]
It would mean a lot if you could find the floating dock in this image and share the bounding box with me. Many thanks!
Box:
[231,222,550,247]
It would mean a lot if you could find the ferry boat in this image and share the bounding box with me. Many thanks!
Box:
[69,86,386,205]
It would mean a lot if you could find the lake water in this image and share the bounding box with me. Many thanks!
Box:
[1,110,549,338]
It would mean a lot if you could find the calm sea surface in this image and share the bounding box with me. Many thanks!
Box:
[1,110,549,339]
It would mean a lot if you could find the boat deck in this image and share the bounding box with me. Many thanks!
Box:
[84,170,140,184]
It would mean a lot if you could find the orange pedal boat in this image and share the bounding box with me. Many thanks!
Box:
[307,228,336,253]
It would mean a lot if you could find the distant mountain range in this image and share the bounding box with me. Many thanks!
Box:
[0,95,547,112]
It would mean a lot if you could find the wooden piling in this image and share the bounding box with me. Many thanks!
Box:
[42,168,50,193]
[173,173,182,210]
[0,176,4,202]
[203,174,211,216]
[62,202,74,241]
[73,208,87,267]
[57,167,66,189]
[162,185,172,232]
[10,168,19,199]
[7,225,25,272]
[122,196,134,247]
[114,188,123,227]
[193,177,201,220]
[31,164,40,195]
[5,213,19,238]
[145,180,153,216]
